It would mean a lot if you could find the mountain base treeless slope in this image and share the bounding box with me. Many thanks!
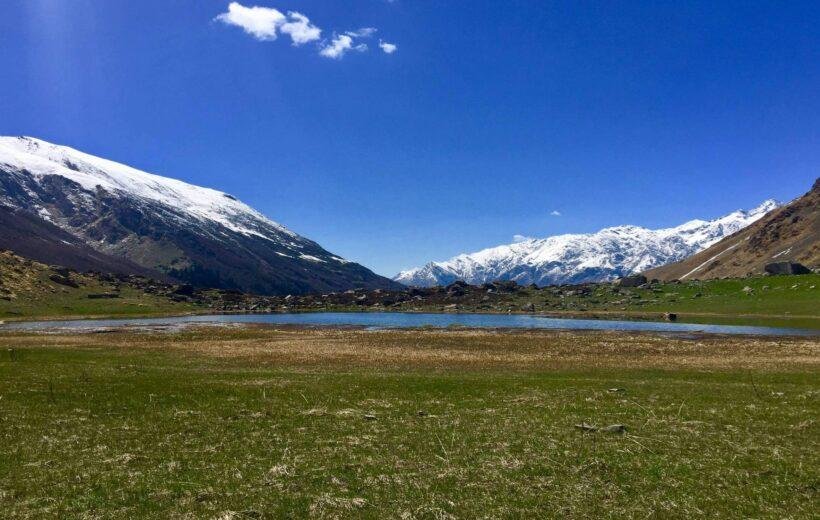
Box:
[645,178,819,281]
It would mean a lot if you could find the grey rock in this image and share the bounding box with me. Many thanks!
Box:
[764,262,812,275]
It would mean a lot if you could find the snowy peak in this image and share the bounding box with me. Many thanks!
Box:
[0,136,400,295]
[0,136,296,240]
[394,201,780,287]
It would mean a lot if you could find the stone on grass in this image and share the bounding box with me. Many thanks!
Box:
[574,423,598,432]
[601,424,627,434]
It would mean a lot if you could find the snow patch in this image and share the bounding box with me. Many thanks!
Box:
[299,254,325,263]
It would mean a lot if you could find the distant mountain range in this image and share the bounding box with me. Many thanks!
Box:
[0,136,400,295]
[646,179,818,280]
[395,200,779,287]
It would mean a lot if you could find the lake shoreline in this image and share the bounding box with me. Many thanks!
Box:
[4,311,818,337]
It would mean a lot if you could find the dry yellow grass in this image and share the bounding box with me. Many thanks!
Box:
[3,326,817,372]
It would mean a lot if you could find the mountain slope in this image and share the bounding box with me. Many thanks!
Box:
[0,205,164,278]
[645,179,818,281]
[0,136,400,295]
[395,201,778,287]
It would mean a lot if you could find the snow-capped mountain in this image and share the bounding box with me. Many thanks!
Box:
[395,200,780,287]
[0,136,400,295]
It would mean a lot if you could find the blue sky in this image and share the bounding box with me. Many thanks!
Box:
[1,1,818,277]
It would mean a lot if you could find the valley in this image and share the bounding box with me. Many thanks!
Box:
[2,248,817,329]
[3,5,818,518]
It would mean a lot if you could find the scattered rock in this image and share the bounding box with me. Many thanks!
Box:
[416,410,428,417]
[363,414,377,421]
[663,312,677,321]
[607,388,626,393]
[742,286,754,294]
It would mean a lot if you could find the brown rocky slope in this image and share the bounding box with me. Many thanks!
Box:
[645,179,818,280]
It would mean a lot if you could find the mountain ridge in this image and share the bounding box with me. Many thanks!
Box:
[0,136,401,295]
[395,200,779,287]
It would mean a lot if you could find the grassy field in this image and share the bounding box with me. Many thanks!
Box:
[1,327,817,518]
[533,274,820,329]
[0,251,197,321]
[0,283,197,321]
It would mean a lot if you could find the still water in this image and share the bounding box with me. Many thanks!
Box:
[2,312,817,336]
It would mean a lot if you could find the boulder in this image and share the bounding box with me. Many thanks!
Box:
[764,262,812,275]
[50,266,71,277]
[446,286,465,297]
[87,293,120,299]
[492,280,520,293]
[172,284,196,296]
[616,275,647,288]
[48,274,79,288]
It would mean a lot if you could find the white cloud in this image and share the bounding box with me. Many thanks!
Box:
[319,34,352,59]
[513,234,532,243]
[347,27,377,38]
[550,210,562,217]
[379,40,397,54]
[320,34,368,59]
[279,11,321,45]
[217,3,393,59]
[216,3,320,45]
[216,2,285,41]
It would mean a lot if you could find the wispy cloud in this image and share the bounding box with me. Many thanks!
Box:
[550,210,562,217]
[347,27,377,38]
[216,2,395,59]
[378,40,397,54]
[513,234,532,243]
[319,34,367,59]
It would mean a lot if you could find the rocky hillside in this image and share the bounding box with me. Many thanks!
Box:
[0,249,198,319]
[0,136,400,295]
[396,200,778,287]
[645,179,819,281]
[0,205,163,278]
